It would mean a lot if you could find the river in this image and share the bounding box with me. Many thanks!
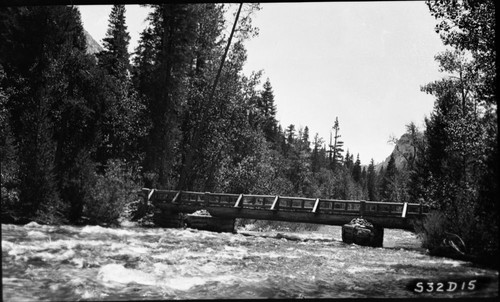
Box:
[2,222,498,300]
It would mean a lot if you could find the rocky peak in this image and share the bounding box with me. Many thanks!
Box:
[84,29,103,55]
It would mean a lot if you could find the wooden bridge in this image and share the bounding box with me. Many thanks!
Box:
[142,189,429,230]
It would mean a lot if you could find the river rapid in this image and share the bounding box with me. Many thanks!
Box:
[2,222,498,300]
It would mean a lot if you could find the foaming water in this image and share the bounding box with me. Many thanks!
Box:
[2,223,498,300]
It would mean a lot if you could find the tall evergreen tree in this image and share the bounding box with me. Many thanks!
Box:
[352,153,361,183]
[379,153,396,201]
[311,133,323,173]
[134,4,201,188]
[328,117,344,171]
[97,5,131,79]
[284,124,295,157]
[259,78,277,142]
[367,158,377,201]
[344,150,353,171]
[360,166,367,194]
[96,4,147,166]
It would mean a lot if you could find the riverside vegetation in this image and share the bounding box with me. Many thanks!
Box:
[0,2,497,268]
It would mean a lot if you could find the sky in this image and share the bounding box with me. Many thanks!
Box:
[79,2,448,166]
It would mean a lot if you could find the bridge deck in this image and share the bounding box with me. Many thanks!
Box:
[143,189,429,230]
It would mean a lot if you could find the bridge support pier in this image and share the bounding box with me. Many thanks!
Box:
[341,218,384,247]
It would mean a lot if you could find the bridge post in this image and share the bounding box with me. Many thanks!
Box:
[359,200,366,217]
[270,196,280,211]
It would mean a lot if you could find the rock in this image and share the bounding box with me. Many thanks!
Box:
[341,218,384,247]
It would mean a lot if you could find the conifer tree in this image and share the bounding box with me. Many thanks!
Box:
[311,133,323,173]
[361,166,367,193]
[328,117,344,171]
[284,124,296,157]
[295,126,311,154]
[379,153,396,201]
[134,4,201,188]
[367,158,377,200]
[352,153,361,183]
[344,150,353,170]
[96,4,147,166]
[98,5,131,79]
[259,78,278,142]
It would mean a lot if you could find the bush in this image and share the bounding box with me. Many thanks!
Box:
[415,211,448,252]
[0,145,22,223]
[83,159,139,225]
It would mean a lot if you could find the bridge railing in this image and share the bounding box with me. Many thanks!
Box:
[142,189,428,218]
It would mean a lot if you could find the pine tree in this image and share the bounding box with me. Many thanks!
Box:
[98,5,131,79]
[296,126,311,154]
[259,78,278,142]
[134,4,201,188]
[352,153,361,183]
[311,133,323,173]
[344,150,353,171]
[367,158,377,201]
[361,166,367,194]
[328,117,344,171]
[175,4,260,191]
[379,153,396,201]
[286,124,295,144]
[95,4,147,166]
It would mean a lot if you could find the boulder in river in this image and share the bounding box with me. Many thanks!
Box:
[341,218,384,247]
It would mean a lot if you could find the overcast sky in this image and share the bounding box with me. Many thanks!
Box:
[79,2,447,165]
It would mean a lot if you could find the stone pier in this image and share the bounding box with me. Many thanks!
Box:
[341,218,384,247]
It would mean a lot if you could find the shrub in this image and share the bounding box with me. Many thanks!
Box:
[83,159,139,225]
[415,211,448,252]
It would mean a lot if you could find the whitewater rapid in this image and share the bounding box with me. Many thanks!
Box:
[2,222,498,300]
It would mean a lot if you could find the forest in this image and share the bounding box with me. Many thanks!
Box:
[0,2,497,267]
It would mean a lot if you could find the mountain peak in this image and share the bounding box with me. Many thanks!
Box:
[375,132,422,172]
[83,29,103,55]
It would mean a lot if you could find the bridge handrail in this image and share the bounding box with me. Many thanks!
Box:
[141,188,428,217]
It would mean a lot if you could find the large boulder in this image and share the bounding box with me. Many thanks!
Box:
[342,218,384,247]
